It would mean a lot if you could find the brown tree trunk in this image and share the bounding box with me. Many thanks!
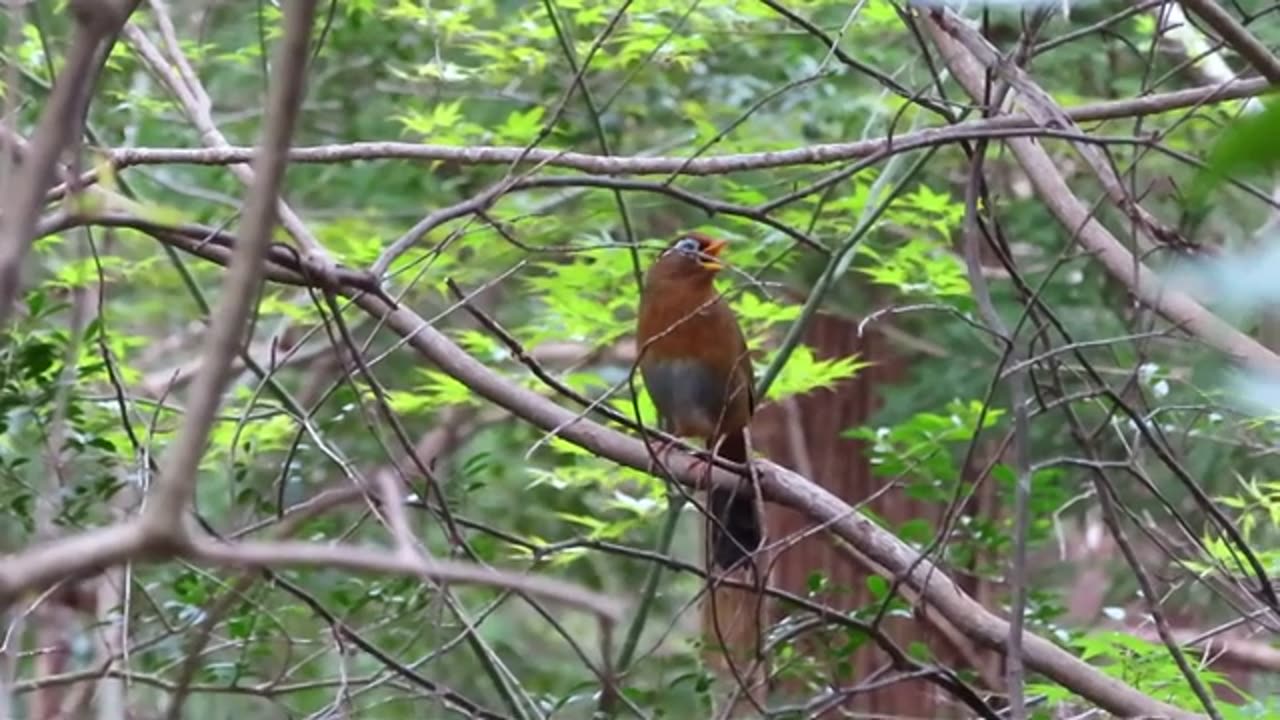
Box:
[750,312,987,717]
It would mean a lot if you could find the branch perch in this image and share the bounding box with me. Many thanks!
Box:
[348,292,1200,720]
[91,75,1268,180]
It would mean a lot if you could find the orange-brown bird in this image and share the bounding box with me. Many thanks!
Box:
[635,232,761,570]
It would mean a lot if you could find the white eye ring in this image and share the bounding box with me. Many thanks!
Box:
[667,237,700,256]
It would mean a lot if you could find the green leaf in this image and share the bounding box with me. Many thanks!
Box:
[806,571,827,593]
[763,345,870,401]
[497,105,546,143]
[414,367,485,408]
[1190,94,1280,207]
[865,575,889,600]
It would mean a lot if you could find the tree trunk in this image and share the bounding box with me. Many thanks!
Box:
[751,312,985,717]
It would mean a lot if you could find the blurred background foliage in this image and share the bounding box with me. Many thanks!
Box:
[4,0,1280,718]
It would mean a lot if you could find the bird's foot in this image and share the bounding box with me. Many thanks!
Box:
[645,437,680,475]
[685,454,715,486]
[646,437,715,484]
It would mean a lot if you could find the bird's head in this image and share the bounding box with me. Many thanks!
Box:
[656,232,728,276]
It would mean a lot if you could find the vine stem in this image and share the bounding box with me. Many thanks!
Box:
[614,493,687,677]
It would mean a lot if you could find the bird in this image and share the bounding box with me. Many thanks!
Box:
[635,231,761,571]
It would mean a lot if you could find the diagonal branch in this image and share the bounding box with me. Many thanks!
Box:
[1178,0,1280,83]
[928,8,1193,254]
[122,10,334,265]
[345,290,1199,720]
[140,0,319,540]
[921,12,1280,380]
[1,203,1198,717]
[0,0,140,329]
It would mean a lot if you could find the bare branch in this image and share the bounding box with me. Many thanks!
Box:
[188,539,622,621]
[122,14,334,265]
[90,76,1268,179]
[0,523,150,607]
[929,8,1193,253]
[348,292,1199,720]
[1178,0,1280,83]
[921,12,1280,378]
[141,0,319,539]
[0,0,139,329]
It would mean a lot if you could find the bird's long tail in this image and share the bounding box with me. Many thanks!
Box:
[702,428,767,713]
[708,429,761,570]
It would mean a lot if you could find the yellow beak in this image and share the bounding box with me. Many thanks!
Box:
[700,238,727,271]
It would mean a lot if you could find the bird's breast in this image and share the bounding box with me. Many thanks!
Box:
[640,358,731,438]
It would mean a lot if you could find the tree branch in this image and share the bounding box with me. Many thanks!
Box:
[122,11,334,265]
[89,75,1268,179]
[140,0,320,539]
[921,12,1280,378]
[346,291,1199,719]
[0,524,150,607]
[0,0,139,329]
[1178,0,1280,83]
[3,200,1199,716]
[929,8,1194,253]
[188,538,622,621]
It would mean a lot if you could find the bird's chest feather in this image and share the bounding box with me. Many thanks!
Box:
[640,358,729,437]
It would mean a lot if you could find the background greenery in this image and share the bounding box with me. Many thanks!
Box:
[4,0,1280,718]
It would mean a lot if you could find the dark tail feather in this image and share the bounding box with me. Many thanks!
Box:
[708,429,761,571]
[701,430,766,701]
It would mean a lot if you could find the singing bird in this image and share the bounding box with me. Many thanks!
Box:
[636,232,761,570]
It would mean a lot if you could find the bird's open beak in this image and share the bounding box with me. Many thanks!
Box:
[700,238,727,271]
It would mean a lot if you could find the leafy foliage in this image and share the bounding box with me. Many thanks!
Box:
[4,0,1280,717]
